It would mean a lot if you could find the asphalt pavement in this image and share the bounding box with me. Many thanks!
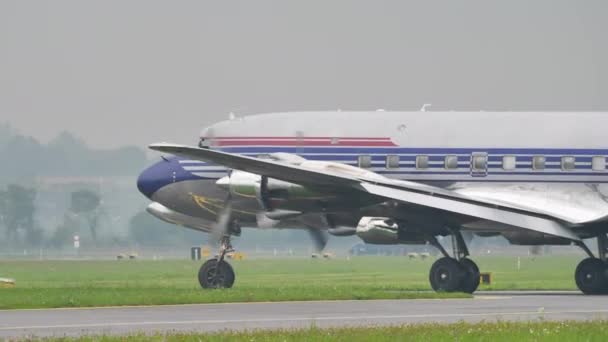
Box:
[1,291,607,338]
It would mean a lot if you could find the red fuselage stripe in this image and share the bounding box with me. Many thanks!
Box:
[215,140,396,146]
[209,137,397,147]
[207,136,391,140]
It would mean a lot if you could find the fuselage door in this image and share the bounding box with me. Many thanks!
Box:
[470,152,488,177]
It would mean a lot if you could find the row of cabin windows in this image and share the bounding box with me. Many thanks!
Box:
[357,155,607,171]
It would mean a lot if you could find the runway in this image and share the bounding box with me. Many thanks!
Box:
[1,292,607,338]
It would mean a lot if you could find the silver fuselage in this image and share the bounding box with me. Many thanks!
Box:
[137,111,608,237]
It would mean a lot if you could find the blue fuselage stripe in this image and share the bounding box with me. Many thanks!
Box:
[173,146,608,183]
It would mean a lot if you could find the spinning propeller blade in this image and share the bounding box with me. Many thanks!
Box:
[308,228,329,253]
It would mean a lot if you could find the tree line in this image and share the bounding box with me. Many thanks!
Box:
[0,123,147,182]
[0,123,328,251]
[0,183,204,249]
[0,185,103,247]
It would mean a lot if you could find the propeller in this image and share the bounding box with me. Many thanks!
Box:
[212,170,240,244]
[529,245,544,256]
[212,193,234,241]
[307,228,329,253]
[215,168,328,253]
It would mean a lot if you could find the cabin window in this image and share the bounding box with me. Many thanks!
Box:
[386,155,400,169]
[502,155,516,170]
[532,156,545,170]
[592,156,606,171]
[445,155,458,169]
[472,155,487,171]
[561,156,576,171]
[416,155,429,169]
[358,155,372,168]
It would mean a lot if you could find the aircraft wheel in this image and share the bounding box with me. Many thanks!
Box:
[575,258,607,295]
[429,257,464,292]
[198,258,235,289]
[459,258,480,294]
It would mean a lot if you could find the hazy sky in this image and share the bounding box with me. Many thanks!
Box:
[1,1,607,148]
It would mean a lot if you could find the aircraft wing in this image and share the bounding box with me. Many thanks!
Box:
[448,183,608,225]
[150,144,360,187]
[149,143,581,241]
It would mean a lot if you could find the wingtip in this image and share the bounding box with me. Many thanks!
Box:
[147,143,164,151]
[148,142,181,151]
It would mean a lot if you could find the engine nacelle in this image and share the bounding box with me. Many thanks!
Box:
[215,155,386,217]
[216,170,336,214]
[355,217,428,245]
[356,217,399,244]
[502,231,572,246]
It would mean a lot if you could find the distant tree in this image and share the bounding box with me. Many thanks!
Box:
[0,127,148,181]
[0,189,6,236]
[70,190,103,241]
[25,226,44,246]
[129,211,171,245]
[48,131,87,152]
[0,122,15,147]
[0,135,45,181]
[50,213,79,248]
[3,184,37,243]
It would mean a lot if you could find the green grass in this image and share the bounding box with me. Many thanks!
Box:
[44,321,608,341]
[0,255,582,309]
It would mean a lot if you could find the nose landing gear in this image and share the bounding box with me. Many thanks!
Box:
[198,235,236,289]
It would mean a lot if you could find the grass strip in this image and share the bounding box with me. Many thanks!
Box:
[0,256,582,309]
[43,320,608,342]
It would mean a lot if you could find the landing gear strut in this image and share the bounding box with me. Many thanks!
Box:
[575,234,608,295]
[428,231,480,293]
[198,235,236,289]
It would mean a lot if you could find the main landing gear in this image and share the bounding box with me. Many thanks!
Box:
[198,235,236,289]
[428,231,480,293]
[574,234,608,295]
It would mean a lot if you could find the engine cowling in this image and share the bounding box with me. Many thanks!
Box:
[216,170,337,214]
[356,217,399,244]
[214,154,387,218]
[355,217,428,245]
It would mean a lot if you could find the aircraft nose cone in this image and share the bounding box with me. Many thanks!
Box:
[137,159,173,199]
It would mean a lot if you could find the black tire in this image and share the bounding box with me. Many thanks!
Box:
[459,258,481,294]
[198,258,235,289]
[429,257,465,292]
[575,258,607,295]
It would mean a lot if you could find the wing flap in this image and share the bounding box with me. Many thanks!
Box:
[360,183,580,241]
[452,184,608,225]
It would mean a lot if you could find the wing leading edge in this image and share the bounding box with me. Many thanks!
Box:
[149,143,580,241]
[150,143,358,187]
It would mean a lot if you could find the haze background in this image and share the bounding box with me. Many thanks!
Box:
[1,0,607,149]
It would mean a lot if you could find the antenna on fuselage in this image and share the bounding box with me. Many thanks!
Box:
[420,104,432,112]
[226,106,248,121]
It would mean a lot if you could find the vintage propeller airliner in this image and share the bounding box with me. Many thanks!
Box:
[137,111,608,294]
